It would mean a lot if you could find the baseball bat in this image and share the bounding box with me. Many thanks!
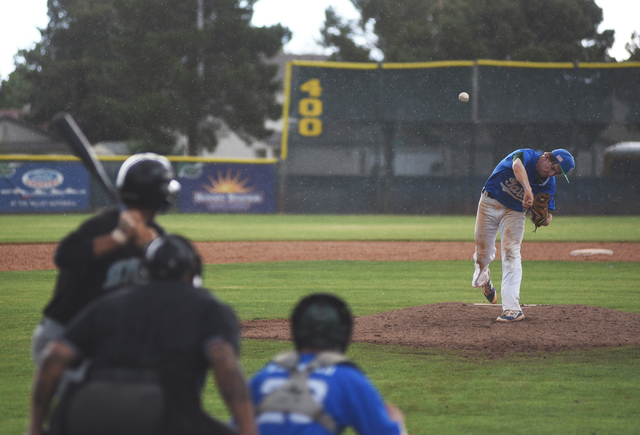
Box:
[52,112,122,206]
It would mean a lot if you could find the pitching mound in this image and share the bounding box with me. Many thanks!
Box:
[242,302,640,358]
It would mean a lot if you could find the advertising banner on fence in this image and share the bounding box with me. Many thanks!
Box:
[0,161,90,213]
[177,162,276,213]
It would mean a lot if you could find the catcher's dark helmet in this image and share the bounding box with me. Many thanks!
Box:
[291,293,353,352]
[116,153,181,211]
[143,235,202,284]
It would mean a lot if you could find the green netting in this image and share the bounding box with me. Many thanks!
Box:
[289,66,380,122]
[286,61,640,154]
[282,61,640,214]
[287,61,640,126]
[477,65,574,123]
[575,66,640,123]
[380,66,473,122]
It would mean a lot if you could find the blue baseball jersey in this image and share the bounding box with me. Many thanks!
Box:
[484,149,556,212]
[249,353,402,435]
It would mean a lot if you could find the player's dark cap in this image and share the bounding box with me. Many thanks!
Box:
[291,293,353,352]
[144,235,202,284]
[116,153,181,211]
[550,149,575,183]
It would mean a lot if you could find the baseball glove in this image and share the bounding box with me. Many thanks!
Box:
[530,192,553,232]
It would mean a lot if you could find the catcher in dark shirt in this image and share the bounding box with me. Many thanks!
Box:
[31,153,181,365]
[27,235,257,435]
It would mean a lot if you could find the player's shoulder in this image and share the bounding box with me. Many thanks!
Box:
[251,355,362,388]
[173,283,220,308]
[190,285,225,304]
[193,286,239,317]
[519,148,542,162]
[332,360,365,379]
[90,207,120,222]
[503,149,537,167]
[72,284,130,320]
[76,207,120,233]
[310,358,363,386]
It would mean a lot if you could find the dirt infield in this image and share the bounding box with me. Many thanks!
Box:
[1,241,638,271]
[4,241,640,357]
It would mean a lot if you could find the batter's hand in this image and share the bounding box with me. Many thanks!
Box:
[117,210,141,238]
[522,190,534,209]
[117,210,158,249]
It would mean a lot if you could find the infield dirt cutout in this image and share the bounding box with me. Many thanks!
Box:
[4,241,640,357]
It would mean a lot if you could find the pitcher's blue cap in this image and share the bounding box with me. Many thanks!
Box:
[551,149,575,183]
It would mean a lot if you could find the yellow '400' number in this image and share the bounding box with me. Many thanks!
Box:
[298,79,323,137]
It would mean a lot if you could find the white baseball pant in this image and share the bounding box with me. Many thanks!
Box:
[472,193,526,311]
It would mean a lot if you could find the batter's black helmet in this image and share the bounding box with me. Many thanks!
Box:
[116,153,181,211]
[291,293,353,352]
[144,235,202,283]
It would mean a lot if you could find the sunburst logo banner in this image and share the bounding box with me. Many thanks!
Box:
[177,163,276,213]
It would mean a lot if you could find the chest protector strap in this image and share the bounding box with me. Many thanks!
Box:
[256,351,352,433]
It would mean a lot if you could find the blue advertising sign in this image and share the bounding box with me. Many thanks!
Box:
[0,161,90,213]
[177,163,276,213]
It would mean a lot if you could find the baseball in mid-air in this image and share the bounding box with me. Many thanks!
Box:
[458,92,469,103]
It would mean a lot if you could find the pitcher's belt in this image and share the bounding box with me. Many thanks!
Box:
[481,188,496,199]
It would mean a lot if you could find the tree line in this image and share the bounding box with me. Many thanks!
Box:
[1,0,290,155]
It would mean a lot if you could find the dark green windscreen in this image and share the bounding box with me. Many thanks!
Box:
[380,66,473,122]
[477,65,574,123]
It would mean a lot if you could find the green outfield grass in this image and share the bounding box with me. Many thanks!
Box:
[0,213,639,243]
[2,258,639,434]
[1,215,639,434]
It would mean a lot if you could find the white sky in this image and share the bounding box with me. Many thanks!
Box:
[1,0,638,81]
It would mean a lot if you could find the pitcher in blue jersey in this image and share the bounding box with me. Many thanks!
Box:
[472,149,575,322]
[249,293,407,435]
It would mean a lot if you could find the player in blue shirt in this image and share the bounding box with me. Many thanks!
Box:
[249,293,407,435]
[472,149,575,322]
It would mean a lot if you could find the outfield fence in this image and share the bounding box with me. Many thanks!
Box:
[1,60,639,215]
[279,60,640,215]
[0,155,637,215]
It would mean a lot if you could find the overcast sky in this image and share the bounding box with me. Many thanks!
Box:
[1,0,638,81]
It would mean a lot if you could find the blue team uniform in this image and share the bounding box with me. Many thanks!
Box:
[250,352,402,435]
[483,149,556,212]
